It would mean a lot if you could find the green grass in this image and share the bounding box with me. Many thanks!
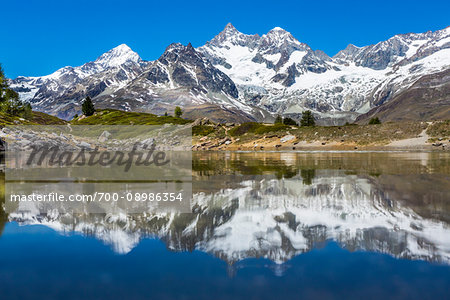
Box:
[0,111,67,126]
[71,109,192,125]
[229,122,292,136]
[254,123,292,135]
[224,121,429,145]
[29,111,67,125]
[0,112,31,126]
[426,120,450,138]
[290,122,427,145]
[192,125,215,136]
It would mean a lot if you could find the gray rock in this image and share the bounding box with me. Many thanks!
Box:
[280,135,295,143]
[78,141,92,149]
[98,130,112,142]
[218,137,231,146]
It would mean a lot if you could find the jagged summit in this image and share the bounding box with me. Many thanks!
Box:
[223,22,238,33]
[217,22,242,38]
[333,44,363,60]
[207,23,259,48]
[164,42,184,51]
[159,42,205,65]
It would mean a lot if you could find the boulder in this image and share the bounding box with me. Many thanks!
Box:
[98,130,112,142]
[280,135,295,143]
[78,141,92,149]
[218,137,231,146]
[191,117,213,126]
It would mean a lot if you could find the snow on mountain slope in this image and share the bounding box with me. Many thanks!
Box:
[94,44,141,68]
[198,24,450,124]
[10,25,450,123]
[91,42,256,121]
[11,44,148,119]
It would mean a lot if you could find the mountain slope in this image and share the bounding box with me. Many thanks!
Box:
[0,111,66,126]
[92,43,256,122]
[356,68,450,123]
[11,25,450,124]
[11,44,148,120]
[199,24,450,124]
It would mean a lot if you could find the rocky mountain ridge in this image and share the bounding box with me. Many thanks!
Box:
[11,24,450,123]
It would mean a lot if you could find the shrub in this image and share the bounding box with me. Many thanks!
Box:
[192,125,215,136]
[229,122,261,136]
[368,117,381,125]
[274,115,283,124]
[254,123,290,135]
[283,117,298,126]
[229,122,291,136]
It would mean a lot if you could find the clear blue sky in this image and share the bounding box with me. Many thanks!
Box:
[1,0,449,78]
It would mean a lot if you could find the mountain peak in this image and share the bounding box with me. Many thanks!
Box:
[224,22,237,32]
[260,26,302,51]
[333,43,363,60]
[164,42,197,54]
[218,22,242,38]
[95,44,141,67]
[112,43,132,52]
[269,26,287,33]
[266,27,295,40]
[204,22,261,48]
[159,42,204,65]
[345,44,362,51]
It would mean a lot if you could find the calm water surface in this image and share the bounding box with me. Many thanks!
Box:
[1,152,449,300]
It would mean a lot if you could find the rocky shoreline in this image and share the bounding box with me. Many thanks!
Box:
[0,118,448,153]
[191,119,450,152]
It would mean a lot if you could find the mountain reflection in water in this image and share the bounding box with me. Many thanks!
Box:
[1,152,449,265]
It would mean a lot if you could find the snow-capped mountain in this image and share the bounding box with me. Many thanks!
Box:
[11,44,148,119]
[11,25,450,123]
[91,42,256,122]
[198,24,450,124]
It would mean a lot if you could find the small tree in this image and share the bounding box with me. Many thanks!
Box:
[82,96,95,116]
[1,90,22,116]
[274,115,283,124]
[22,102,32,119]
[164,112,168,117]
[368,117,381,125]
[283,117,298,126]
[0,64,31,118]
[174,106,183,118]
[300,110,315,127]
